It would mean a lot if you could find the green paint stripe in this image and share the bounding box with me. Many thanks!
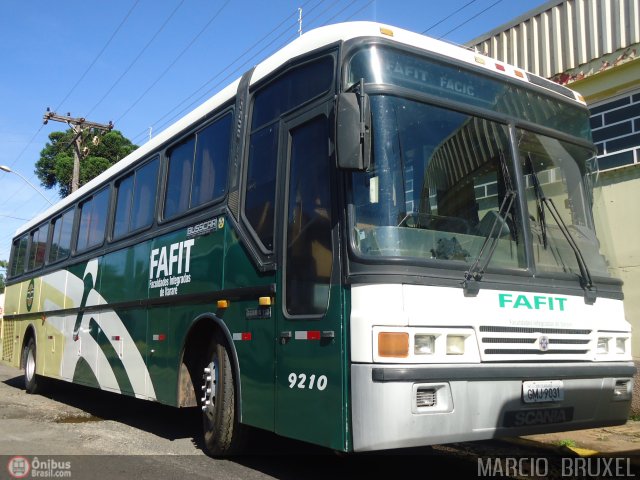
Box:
[89,317,134,394]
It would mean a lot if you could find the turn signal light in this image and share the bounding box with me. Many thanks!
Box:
[378,332,409,358]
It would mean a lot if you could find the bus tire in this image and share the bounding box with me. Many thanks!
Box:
[22,337,41,394]
[201,337,244,457]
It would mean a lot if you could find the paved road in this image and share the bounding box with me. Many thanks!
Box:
[1,364,634,479]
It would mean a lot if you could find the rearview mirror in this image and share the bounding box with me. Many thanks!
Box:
[336,91,371,171]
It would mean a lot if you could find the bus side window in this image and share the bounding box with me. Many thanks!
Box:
[285,116,332,315]
[49,208,74,263]
[191,114,231,208]
[27,224,49,271]
[114,158,159,238]
[164,137,195,220]
[244,55,334,253]
[9,234,28,277]
[245,125,278,251]
[76,187,110,252]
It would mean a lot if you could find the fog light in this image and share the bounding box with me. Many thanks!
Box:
[378,332,409,358]
[613,380,632,401]
[414,334,436,355]
[616,338,626,355]
[446,335,465,355]
[597,337,610,355]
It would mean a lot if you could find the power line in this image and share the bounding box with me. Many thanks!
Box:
[85,0,186,118]
[138,0,372,143]
[54,0,141,111]
[0,124,44,188]
[422,0,479,34]
[322,0,367,25]
[130,0,324,144]
[0,214,29,221]
[116,0,231,124]
[129,7,305,143]
[438,0,504,39]
[344,0,376,21]
[303,0,344,30]
[0,1,140,192]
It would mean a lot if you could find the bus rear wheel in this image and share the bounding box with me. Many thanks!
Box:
[201,337,244,456]
[22,337,41,394]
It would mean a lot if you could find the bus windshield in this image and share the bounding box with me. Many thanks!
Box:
[350,95,525,270]
[349,95,609,278]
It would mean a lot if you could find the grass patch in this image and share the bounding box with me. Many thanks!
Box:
[629,413,640,421]
[555,439,577,448]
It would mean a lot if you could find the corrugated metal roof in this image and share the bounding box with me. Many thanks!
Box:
[467,0,640,79]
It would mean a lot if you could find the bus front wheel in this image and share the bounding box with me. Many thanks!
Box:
[201,337,244,456]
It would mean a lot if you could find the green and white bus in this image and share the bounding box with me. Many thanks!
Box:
[1,22,634,455]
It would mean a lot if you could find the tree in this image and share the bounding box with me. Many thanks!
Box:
[0,260,7,294]
[35,129,138,198]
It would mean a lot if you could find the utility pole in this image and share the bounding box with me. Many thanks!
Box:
[43,109,113,193]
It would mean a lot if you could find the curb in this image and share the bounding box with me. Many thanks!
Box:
[500,436,640,469]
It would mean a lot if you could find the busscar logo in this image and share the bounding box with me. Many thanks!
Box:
[187,218,218,238]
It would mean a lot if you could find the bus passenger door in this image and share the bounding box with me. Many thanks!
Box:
[275,107,347,451]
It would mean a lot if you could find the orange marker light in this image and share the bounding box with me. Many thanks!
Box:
[259,296,272,306]
[217,300,229,309]
[378,332,409,358]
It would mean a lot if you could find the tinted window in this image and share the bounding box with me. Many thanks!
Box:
[285,116,332,315]
[10,235,28,277]
[245,125,278,250]
[348,46,591,140]
[191,115,231,207]
[165,138,195,219]
[114,158,158,238]
[164,115,231,220]
[77,188,110,251]
[251,56,334,129]
[131,159,158,230]
[49,208,74,263]
[113,174,134,238]
[244,56,334,252]
[27,224,49,271]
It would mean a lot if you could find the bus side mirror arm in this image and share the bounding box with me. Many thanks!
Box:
[336,88,371,171]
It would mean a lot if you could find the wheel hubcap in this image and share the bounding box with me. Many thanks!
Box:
[201,359,218,416]
[25,347,35,382]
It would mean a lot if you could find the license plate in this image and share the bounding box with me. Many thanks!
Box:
[522,380,564,403]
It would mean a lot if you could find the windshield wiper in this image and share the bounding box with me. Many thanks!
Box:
[463,151,515,296]
[525,155,596,304]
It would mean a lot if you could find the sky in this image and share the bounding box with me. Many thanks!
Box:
[0,0,549,264]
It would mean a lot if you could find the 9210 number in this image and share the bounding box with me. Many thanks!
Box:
[288,372,328,391]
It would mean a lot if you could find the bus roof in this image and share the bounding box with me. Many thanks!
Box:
[15,21,584,237]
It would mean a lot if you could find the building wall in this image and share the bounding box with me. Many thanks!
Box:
[468,0,640,80]
[467,0,640,411]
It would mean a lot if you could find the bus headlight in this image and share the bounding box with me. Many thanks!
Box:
[616,338,627,355]
[446,335,466,355]
[372,327,479,363]
[415,334,436,355]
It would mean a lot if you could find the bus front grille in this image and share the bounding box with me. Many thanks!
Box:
[478,325,592,361]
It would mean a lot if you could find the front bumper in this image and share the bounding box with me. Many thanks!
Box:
[351,362,635,452]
